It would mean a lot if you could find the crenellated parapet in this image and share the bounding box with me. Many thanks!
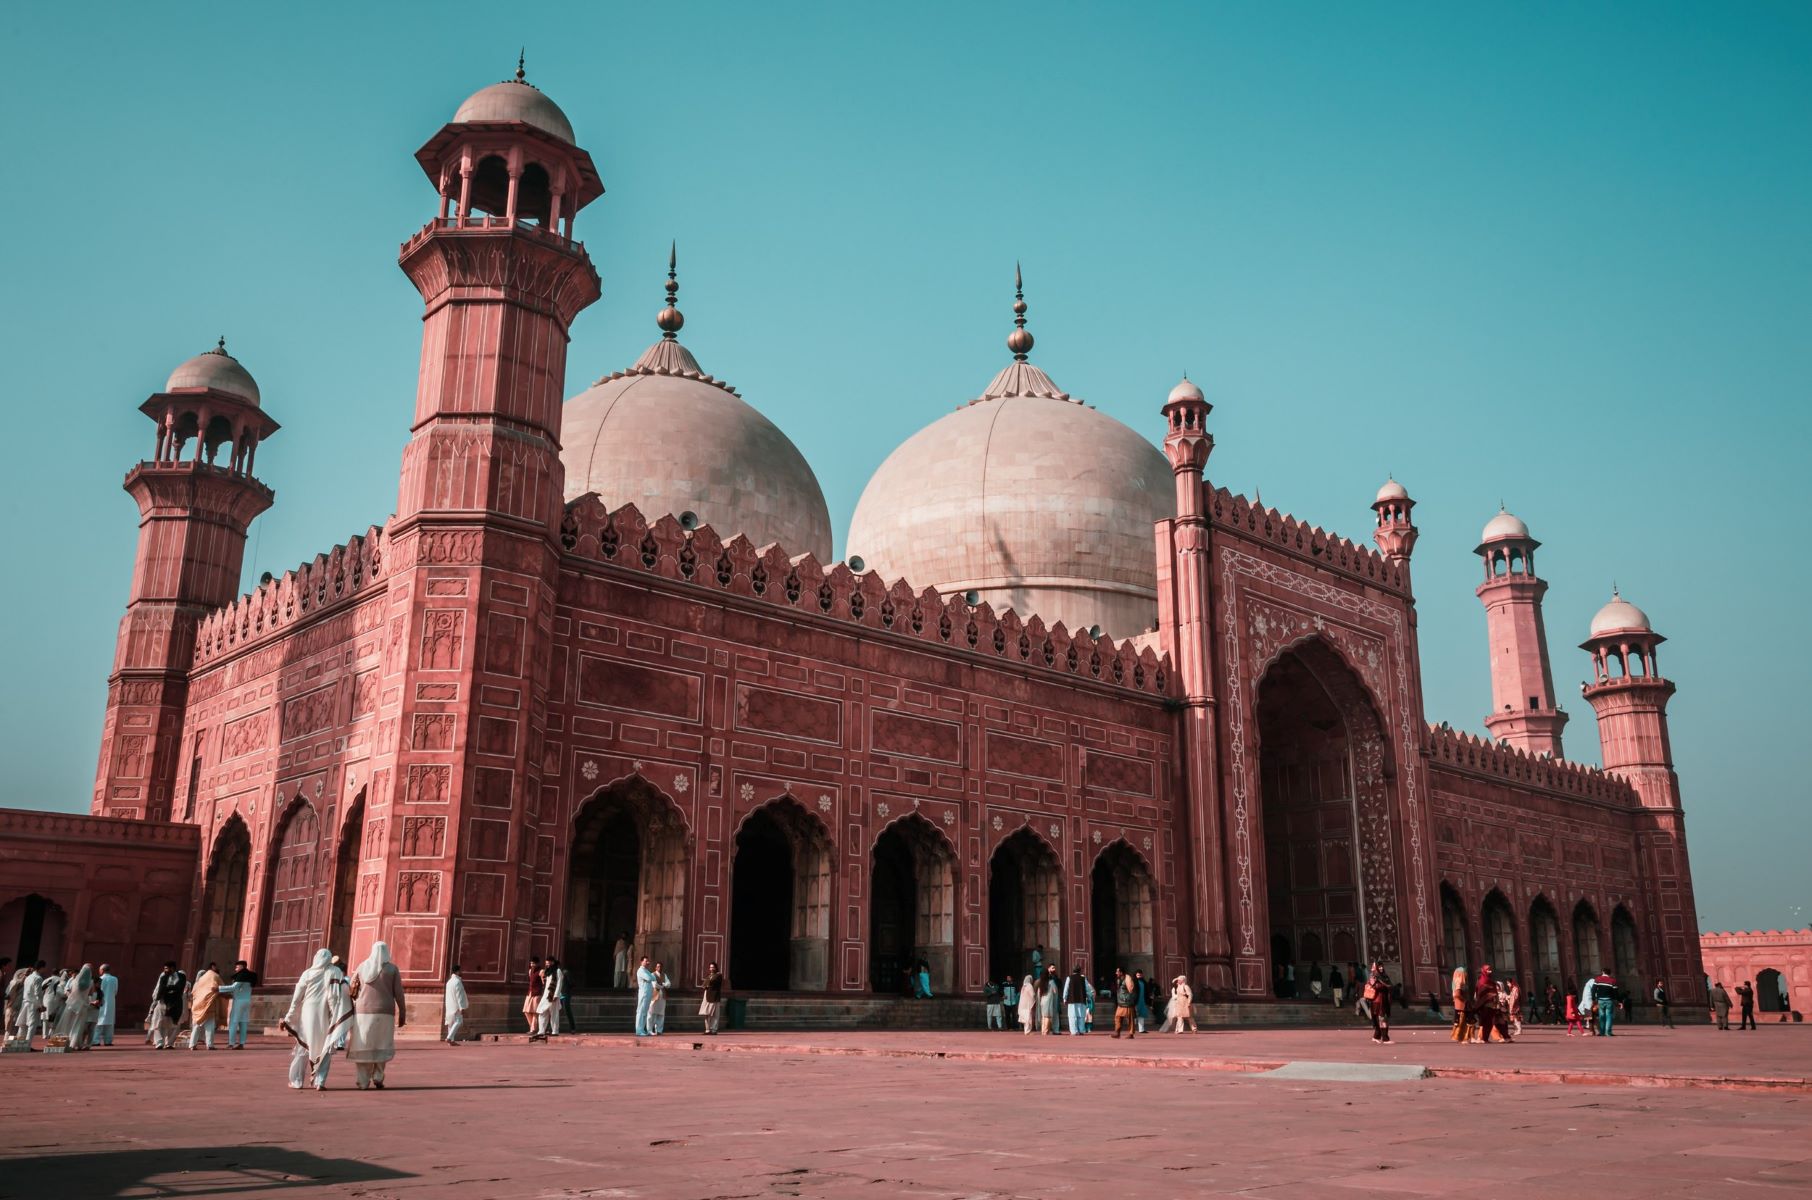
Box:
[560,496,1177,699]
[193,525,388,667]
[1425,722,1636,804]
[1207,486,1406,593]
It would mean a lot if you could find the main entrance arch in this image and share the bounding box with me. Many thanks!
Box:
[200,816,251,971]
[1255,639,1399,990]
[988,828,1062,982]
[327,792,365,963]
[869,814,955,995]
[729,798,830,992]
[1091,841,1155,983]
[566,776,688,989]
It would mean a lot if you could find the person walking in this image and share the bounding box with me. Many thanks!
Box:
[346,941,405,1090]
[443,964,469,1044]
[1063,965,1090,1036]
[1039,967,1059,1034]
[187,964,224,1050]
[1474,965,1508,1043]
[1652,979,1672,1028]
[281,949,347,1091]
[223,961,258,1049]
[1711,981,1733,1029]
[11,963,44,1044]
[91,964,120,1046]
[1595,975,1618,1037]
[1112,970,1137,1039]
[984,977,1004,1030]
[150,962,185,1049]
[1565,988,1584,1035]
[1133,970,1151,1034]
[523,955,543,1037]
[1366,962,1393,1044]
[1329,963,1345,1009]
[633,956,657,1036]
[1163,975,1197,1033]
[1450,967,1473,1043]
[1737,980,1757,1030]
[699,962,725,1034]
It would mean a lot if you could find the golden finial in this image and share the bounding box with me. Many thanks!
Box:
[516,49,527,82]
[1006,262,1033,361]
[656,241,684,340]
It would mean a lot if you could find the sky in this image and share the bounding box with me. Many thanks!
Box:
[0,2,1806,933]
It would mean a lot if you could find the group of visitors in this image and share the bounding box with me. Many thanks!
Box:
[1709,979,1766,1030]
[523,955,572,1040]
[3,958,118,1050]
[1449,964,1522,1042]
[146,960,263,1049]
[1000,963,1198,1036]
[279,942,406,1091]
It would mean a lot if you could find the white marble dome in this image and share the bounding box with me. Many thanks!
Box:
[847,356,1173,639]
[166,342,259,406]
[453,78,575,144]
[561,336,832,562]
[1375,478,1409,503]
[1589,592,1652,637]
[1480,507,1530,543]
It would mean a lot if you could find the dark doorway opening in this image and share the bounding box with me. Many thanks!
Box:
[730,807,795,991]
[988,830,1060,983]
[1,894,66,967]
[870,827,915,995]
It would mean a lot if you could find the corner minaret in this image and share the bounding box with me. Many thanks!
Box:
[1474,507,1567,756]
[1371,477,1418,565]
[94,341,280,819]
[1579,589,1677,804]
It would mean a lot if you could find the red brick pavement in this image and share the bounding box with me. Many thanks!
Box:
[1,1026,1808,1199]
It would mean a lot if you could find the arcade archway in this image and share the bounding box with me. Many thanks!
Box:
[988,829,1062,982]
[1530,897,1562,987]
[1572,900,1603,982]
[869,814,955,995]
[1440,883,1470,977]
[1757,968,1788,1013]
[1611,907,1641,985]
[1482,890,1518,975]
[200,817,251,971]
[1091,841,1155,983]
[729,798,830,992]
[0,894,67,968]
[261,799,323,984]
[327,792,365,963]
[1255,640,1397,990]
[566,776,688,989]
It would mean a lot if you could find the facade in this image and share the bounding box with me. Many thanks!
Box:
[15,68,1708,1023]
[1699,930,1809,1018]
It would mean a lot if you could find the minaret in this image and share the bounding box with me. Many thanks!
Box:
[94,341,280,819]
[358,62,604,986]
[1155,373,1233,995]
[1474,507,1567,756]
[1579,590,1677,803]
[1371,478,1418,565]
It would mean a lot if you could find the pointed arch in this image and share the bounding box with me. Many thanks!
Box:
[729,795,832,991]
[1439,882,1471,977]
[327,789,366,963]
[1481,888,1517,974]
[1529,895,1562,985]
[200,814,252,972]
[869,812,957,995]
[1611,905,1641,985]
[260,795,323,984]
[567,774,690,988]
[988,826,1063,982]
[1571,899,1603,982]
[1090,839,1156,982]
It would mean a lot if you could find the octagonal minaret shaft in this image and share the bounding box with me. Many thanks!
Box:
[1474,507,1567,757]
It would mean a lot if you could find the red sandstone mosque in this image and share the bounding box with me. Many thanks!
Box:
[1,68,1719,1025]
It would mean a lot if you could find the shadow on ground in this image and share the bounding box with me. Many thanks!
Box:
[0,1145,413,1198]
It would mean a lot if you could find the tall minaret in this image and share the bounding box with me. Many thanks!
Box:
[358,61,604,985]
[94,342,280,819]
[1474,507,1567,756]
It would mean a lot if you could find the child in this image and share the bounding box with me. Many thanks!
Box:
[1565,990,1583,1036]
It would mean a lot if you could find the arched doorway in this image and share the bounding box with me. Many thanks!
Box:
[988,829,1062,982]
[1482,891,1517,975]
[869,814,955,995]
[327,792,365,963]
[261,799,323,984]
[566,777,688,988]
[200,817,251,971]
[1611,907,1640,984]
[1530,898,1562,987]
[1757,968,1787,1013]
[1255,640,1398,991]
[1571,900,1602,982]
[1091,841,1155,984]
[1440,883,1469,977]
[729,798,830,992]
[0,894,67,968]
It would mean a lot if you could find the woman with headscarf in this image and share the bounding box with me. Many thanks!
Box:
[41,970,68,1037]
[1016,974,1038,1034]
[1474,964,1506,1042]
[54,965,97,1046]
[281,949,347,1090]
[1450,967,1473,1043]
[1165,975,1197,1034]
[1366,962,1393,1044]
[346,941,406,1090]
[188,965,223,1050]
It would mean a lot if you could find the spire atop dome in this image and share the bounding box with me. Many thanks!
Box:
[1007,262,1034,362]
[656,241,684,340]
[212,336,228,355]
[516,48,526,83]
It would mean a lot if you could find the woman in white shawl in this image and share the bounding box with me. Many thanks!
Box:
[1164,975,1197,1033]
[346,941,406,1090]
[54,965,96,1046]
[282,949,349,1091]
[1016,974,1038,1035]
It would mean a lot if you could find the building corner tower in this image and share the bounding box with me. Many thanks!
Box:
[93,343,279,819]
[362,63,603,997]
[1474,507,1567,756]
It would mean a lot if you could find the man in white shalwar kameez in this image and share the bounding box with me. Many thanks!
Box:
[534,958,565,1039]
[282,949,348,1091]
[444,965,468,1045]
[93,965,120,1046]
[12,965,45,1043]
[633,957,656,1036]
[345,941,405,1090]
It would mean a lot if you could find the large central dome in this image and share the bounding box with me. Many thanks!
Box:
[561,255,832,561]
[846,276,1173,638]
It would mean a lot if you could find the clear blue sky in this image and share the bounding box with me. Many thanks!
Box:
[1,2,1806,933]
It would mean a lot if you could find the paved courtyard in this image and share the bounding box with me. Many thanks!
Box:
[2,1025,1808,1198]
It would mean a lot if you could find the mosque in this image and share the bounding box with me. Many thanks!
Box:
[1,67,1706,1026]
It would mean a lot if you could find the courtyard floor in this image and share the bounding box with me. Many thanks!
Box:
[2,1024,1808,1198]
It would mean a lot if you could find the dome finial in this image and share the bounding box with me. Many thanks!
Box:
[214,335,227,355]
[656,240,684,340]
[1006,261,1034,362]
[516,49,526,83]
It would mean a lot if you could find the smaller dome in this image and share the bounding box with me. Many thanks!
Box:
[453,79,575,144]
[1480,507,1529,543]
[1375,478,1409,504]
[1167,377,1204,405]
[166,341,259,406]
[1589,591,1651,637]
